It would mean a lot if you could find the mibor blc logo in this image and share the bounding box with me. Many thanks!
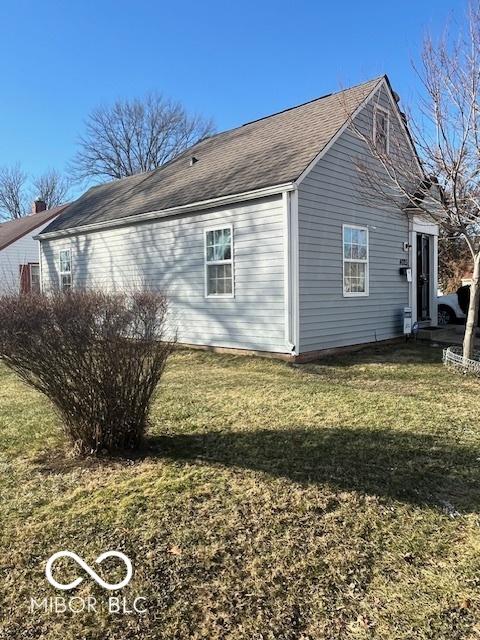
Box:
[29,550,147,614]
[45,550,133,590]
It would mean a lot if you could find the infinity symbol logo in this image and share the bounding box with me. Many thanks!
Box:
[45,550,133,591]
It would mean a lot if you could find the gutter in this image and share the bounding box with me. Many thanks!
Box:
[36,182,295,241]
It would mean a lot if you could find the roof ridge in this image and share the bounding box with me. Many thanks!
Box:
[238,75,385,128]
[183,76,385,150]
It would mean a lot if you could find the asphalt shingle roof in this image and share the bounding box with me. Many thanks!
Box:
[44,77,383,234]
[0,204,69,251]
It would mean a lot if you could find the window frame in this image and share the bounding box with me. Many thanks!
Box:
[373,105,390,155]
[204,224,235,299]
[342,224,369,298]
[58,247,72,291]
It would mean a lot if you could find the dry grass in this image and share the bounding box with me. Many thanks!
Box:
[1,343,479,639]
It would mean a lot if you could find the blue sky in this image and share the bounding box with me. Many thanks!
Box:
[0,0,463,189]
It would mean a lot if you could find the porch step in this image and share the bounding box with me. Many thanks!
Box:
[418,325,479,345]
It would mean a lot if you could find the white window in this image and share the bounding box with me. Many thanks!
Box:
[205,226,234,297]
[343,225,369,296]
[59,249,72,291]
[374,106,389,154]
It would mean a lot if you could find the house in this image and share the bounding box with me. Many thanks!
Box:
[38,76,438,361]
[0,201,68,295]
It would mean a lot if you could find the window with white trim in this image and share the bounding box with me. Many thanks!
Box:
[205,226,233,297]
[59,248,72,291]
[374,106,389,154]
[343,225,369,296]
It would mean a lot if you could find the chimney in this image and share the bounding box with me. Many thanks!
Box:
[32,198,47,214]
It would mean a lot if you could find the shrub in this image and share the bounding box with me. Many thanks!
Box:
[0,290,173,455]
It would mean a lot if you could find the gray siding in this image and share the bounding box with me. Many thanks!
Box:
[297,89,410,352]
[40,195,288,353]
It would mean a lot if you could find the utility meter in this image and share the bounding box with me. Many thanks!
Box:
[403,306,412,335]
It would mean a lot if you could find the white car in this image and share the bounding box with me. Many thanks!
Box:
[437,291,466,325]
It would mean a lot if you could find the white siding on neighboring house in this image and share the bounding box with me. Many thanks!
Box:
[0,219,53,294]
[40,195,288,353]
[297,87,412,353]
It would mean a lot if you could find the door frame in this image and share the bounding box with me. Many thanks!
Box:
[409,215,438,326]
[417,233,431,321]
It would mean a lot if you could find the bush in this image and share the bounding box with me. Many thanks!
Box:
[0,290,173,454]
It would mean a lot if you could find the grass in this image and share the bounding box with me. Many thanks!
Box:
[1,342,480,639]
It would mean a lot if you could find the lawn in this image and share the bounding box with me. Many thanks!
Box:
[0,343,479,639]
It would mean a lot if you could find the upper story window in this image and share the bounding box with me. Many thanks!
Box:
[59,248,72,291]
[374,106,389,154]
[343,225,369,297]
[205,226,234,297]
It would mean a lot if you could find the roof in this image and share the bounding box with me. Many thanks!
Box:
[44,76,384,234]
[0,204,69,251]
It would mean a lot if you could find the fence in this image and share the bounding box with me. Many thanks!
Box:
[443,345,480,377]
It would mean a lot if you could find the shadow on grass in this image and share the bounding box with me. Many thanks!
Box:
[150,427,480,514]
[297,342,443,369]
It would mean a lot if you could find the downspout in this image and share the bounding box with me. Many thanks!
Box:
[283,189,299,356]
[407,212,414,314]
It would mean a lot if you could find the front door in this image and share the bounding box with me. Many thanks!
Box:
[416,233,431,321]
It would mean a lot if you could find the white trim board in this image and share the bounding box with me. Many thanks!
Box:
[290,188,300,354]
[282,189,299,354]
[282,191,291,350]
[412,214,439,237]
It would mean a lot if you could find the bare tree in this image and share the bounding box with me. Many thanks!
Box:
[345,4,480,361]
[32,169,70,209]
[0,166,70,220]
[71,93,215,181]
[0,164,28,220]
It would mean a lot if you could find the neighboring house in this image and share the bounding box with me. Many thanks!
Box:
[38,75,439,361]
[0,201,68,295]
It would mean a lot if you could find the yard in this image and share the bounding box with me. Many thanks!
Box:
[1,343,479,639]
